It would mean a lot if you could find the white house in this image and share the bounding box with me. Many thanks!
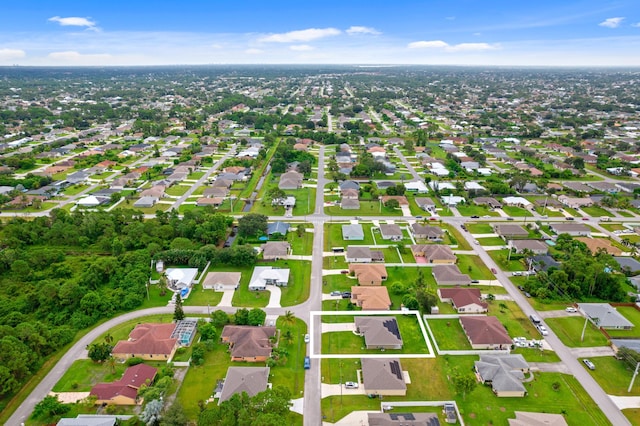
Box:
[248,267,290,290]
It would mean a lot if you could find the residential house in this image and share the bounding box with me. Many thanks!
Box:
[66,170,91,184]
[411,224,444,240]
[203,187,230,198]
[531,255,561,272]
[614,256,640,274]
[361,358,407,396]
[339,180,360,191]
[57,415,133,426]
[441,195,465,206]
[438,288,488,313]
[196,197,223,207]
[576,237,622,256]
[473,197,502,209]
[211,179,233,189]
[218,367,270,404]
[272,196,296,208]
[460,316,512,350]
[349,264,388,286]
[133,196,158,208]
[475,354,529,397]
[508,412,568,426]
[494,224,529,240]
[404,181,429,193]
[261,241,291,260]
[415,197,436,212]
[340,198,360,210]
[90,364,157,406]
[278,170,303,190]
[379,224,403,241]
[202,272,242,291]
[342,223,365,240]
[501,197,532,209]
[351,286,392,310]
[355,317,403,349]
[380,195,409,206]
[220,326,277,362]
[557,195,594,209]
[341,188,359,199]
[432,264,471,285]
[267,221,290,236]
[346,246,384,263]
[508,240,549,255]
[112,323,178,361]
[577,303,634,330]
[248,266,290,290]
[76,195,110,207]
[549,223,591,237]
[140,185,166,199]
[412,245,456,264]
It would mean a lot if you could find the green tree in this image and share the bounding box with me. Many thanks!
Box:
[384,199,400,209]
[451,369,477,399]
[238,214,268,238]
[173,294,185,322]
[248,308,267,326]
[282,310,296,327]
[160,402,188,426]
[191,343,206,366]
[211,310,230,328]
[416,288,438,313]
[31,395,70,420]
[88,342,113,363]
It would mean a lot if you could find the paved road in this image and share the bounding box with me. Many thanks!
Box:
[8,142,635,425]
[393,146,421,182]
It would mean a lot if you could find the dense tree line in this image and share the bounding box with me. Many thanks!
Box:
[0,208,237,398]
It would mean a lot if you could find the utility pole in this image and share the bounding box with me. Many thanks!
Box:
[628,362,640,393]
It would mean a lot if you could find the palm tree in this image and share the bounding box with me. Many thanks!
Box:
[106,356,116,374]
[282,310,296,327]
[158,273,168,297]
[104,333,113,345]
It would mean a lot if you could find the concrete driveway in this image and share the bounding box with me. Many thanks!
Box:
[570,346,615,357]
[322,323,356,333]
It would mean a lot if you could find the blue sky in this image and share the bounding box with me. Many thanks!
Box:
[1,0,639,66]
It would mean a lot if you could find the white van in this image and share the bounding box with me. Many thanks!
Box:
[529,314,541,325]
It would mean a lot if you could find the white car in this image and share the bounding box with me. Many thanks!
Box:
[304,334,310,343]
[565,307,577,313]
[536,324,549,336]
[344,381,359,389]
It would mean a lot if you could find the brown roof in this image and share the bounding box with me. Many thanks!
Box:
[112,323,177,357]
[220,326,276,358]
[354,317,403,347]
[438,288,488,310]
[380,195,409,205]
[202,272,241,288]
[460,316,512,346]
[90,364,157,403]
[351,286,391,310]
[575,237,622,256]
[411,224,444,239]
[494,224,528,237]
[219,367,270,403]
[349,264,388,285]
[432,264,470,285]
[261,241,291,257]
[413,244,456,261]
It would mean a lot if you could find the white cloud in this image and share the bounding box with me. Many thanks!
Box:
[244,48,263,54]
[599,17,624,28]
[48,16,97,29]
[346,26,381,35]
[259,28,340,43]
[407,40,449,49]
[632,22,640,28]
[0,48,26,60]
[290,44,314,51]
[408,40,498,52]
[48,51,111,62]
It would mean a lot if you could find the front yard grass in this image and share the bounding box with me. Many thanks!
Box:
[581,205,613,217]
[52,359,129,392]
[456,254,494,280]
[183,284,223,306]
[501,205,533,217]
[545,316,609,347]
[488,249,527,272]
[582,356,640,395]
[288,227,314,255]
[476,236,505,246]
[321,314,429,355]
[324,222,376,250]
[165,184,190,196]
[465,223,494,234]
[427,318,472,350]
[510,347,561,362]
[491,301,539,339]
[325,201,402,216]
[456,204,499,217]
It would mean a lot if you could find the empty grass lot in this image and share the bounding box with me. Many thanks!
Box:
[488,249,527,272]
[476,236,505,246]
[427,318,472,350]
[581,356,640,395]
[581,205,613,217]
[464,223,494,234]
[456,204,499,217]
[491,301,539,339]
[545,316,609,347]
[322,314,430,355]
[510,347,561,362]
[52,359,130,392]
[324,222,376,250]
[455,254,494,280]
[325,201,402,216]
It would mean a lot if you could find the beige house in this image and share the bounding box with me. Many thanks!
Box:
[411,244,456,263]
[438,288,488,313]
[351,286,392,310]
[261,241,291,260]
[218,367,270,404]
[220,326,277,362]
[349,264,388,286]
[202,271,242,291]
[111,323,178,361]
[355,317,403,349]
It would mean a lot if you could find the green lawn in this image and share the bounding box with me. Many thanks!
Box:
[165,185,190,196]
[581,206,613,217]
[321,314,430,355]
[456,204,499,217]
[323,274,360,293]
[273,317,307,397]
[386,266,437,289]
[476,236,506,246]
[62,184,90,196]
[510,347,561,362]
[428,318,472,350]
[456,373,609,426]
[624,408,640,426]
[545,316,609,347]
[535,206,565,217]
[325,201,402,216]
[324,222,376,250]
[187,171,205,179]
[441,224,471,250]
[288,228,314,255]
[52,359,129,392]
[230,260,311,307]
[183,284,224,307]
[488,249,527,272]
[251,187,316,216]
[491,301,539,339]
[582,356,640,395]
[501,205,533,217]
[465,223,494,234]
[323,255,349,269]
[456,254,494,280]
